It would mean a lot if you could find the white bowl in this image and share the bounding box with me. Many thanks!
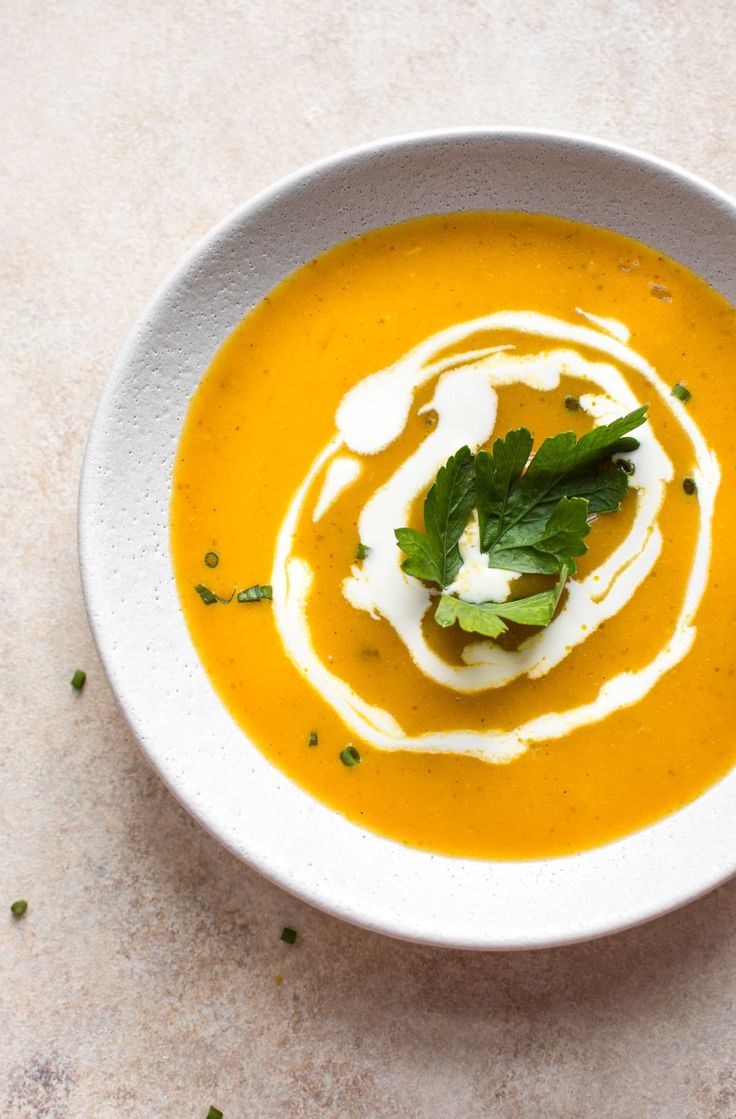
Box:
[79,129,736,949]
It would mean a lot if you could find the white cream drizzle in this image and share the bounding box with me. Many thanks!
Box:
[271,311,719,764]
[312,455,361,522]
[575,307,631,343]
[444,511,520,605]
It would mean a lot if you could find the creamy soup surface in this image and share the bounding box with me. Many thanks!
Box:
[171,212,736,859]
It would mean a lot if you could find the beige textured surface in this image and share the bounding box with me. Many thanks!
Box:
[3,2,736,1116]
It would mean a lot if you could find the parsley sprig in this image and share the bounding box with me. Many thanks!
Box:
[395,406,647,638]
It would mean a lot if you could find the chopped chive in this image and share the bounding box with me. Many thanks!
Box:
[618,459,636,476]
[70,669,86,690]
[308,731,318,747]
[671,381,692,403]
[340,744,361,767]
[194,584,234,605]
[564,395,580,412]
[280,926,297,945]
[683,476,697,495]
[10,900,28,918]
[356,543,371,561]
[204,551,219,569]
[237,584,273,603]
[206,1109,223,1119]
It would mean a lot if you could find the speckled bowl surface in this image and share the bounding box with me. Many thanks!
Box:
[79,129,736,949]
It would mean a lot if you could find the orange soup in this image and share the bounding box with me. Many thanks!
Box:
[171,212,736,859]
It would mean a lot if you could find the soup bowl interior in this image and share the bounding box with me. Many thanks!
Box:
[79,129,736,949]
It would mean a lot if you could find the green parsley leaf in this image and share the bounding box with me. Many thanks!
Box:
[435,568,567,638]
[486,495,590,576]
[394,446,475,588]
[523,455,630,521]
[207,1108,223,1119]
[475,406,647,575]
[434,597,507,638]
[475,427,533,559]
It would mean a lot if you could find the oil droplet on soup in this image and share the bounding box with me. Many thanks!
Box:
[171,212,736,860]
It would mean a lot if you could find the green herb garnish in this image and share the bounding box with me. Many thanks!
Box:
[195,582,271,605]
[356,543,371,561]
[237,584,273,603]
[70,669,86,690]
[280,926,297,944]
[435,568,567,639]
[340,744,361,767]
[671,381,692,403]
[683,476,697,495]
[194,584,234,606]
[308,731,318,747]
[395,406,647,638]
[10,899,28,917]
[207,1108,223,1119]
[204,551,219,568]
[394,445,476,589]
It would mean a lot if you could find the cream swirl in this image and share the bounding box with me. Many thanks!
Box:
[271,311,718,763]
